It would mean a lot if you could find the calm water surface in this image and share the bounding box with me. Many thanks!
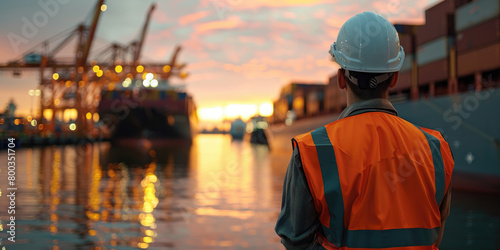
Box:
[0,134,499,249]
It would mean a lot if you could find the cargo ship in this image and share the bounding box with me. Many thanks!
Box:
[98,81,198,144]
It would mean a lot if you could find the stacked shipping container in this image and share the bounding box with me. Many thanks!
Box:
[274,0,500,121]
[272,82,326,123]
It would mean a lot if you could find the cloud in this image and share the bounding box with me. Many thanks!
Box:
[237,0,338,9]
[194,16,242,33]
[179,10,211,26]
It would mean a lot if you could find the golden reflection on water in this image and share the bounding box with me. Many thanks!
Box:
[3,135,285,249]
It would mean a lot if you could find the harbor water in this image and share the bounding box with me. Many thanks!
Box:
[0,134,499,249]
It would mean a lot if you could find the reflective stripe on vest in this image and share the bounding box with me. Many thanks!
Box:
[311,126,344,246]
[417,127,446,206]
[294,113,452,249]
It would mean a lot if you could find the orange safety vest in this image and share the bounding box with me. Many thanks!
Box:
[293,112,454,250]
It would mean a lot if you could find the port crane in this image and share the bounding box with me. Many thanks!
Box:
[0,1,187,139]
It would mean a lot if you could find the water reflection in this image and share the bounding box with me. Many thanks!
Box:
[1,134,498,249]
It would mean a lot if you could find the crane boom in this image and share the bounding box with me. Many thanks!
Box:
[79,0,105,67]
[134,3,157,63]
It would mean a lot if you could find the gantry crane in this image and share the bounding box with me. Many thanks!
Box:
[0,1,188,140]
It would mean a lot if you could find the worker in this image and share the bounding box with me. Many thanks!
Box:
[275,12,454,249]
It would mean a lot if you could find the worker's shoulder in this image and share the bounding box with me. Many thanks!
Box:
[416,125,448,143]
[293,118,345,144]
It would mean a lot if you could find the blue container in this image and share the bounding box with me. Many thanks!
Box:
[417,36,449,66]
[456,0,500,32]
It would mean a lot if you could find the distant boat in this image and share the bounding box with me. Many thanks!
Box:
[229,118,246,140]
[249,116,270,145]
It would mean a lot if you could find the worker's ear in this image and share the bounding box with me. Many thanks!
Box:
[338,68,346,90]
[389,72,399,88]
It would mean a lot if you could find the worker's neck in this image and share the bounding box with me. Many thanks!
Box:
[345,90,389,106]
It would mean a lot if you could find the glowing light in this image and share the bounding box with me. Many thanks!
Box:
[35,89,41,96]
[31,120,37,127]
[92,65,99,72]
[65,81,72,87]
[146,73,154,81]
[54,99,60,106]
[285,118,293,126]
[163,65,171,72]
[136,65,144,73]
[197,106,224,121]
[115,65,122,73]
[38,124,44,130]
[246,123,254,133]
[259,102,273,117]
[96,70,103,77]
[28,89,34,96]
[143,237,153,243]
[27,116,32,122]
[63,109,78,123]
[69,123,76,131]
[52,73,59,80]
[143,80,150,87]
[78,81,85,87]
[14,119,20,125]
[93,113,99,122]
[256,121,268,129]
[180,71,189,79]
[86,112,92,120]
[122,78,132,88]
[43,109,53,120]
[150,79,158,88]
[108,83,115,91]
[138,243,149,249]
[227,104,257,120]
[100,4,107,11]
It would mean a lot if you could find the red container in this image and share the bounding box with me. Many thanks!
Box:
[416,0,456,45]
[399,33,414,53]
[456,17,500,52]
[457,42,500,77]
[394,71,412,92]
[418,58,449,85]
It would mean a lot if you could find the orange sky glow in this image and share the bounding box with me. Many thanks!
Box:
[0,0,442,125]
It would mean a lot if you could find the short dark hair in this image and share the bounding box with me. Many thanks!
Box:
[342,69,394,100]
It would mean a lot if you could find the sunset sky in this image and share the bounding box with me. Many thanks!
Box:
[0,0,441,121]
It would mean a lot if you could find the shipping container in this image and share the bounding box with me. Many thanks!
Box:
[399,33,414,54]
[393,71,412,93]
[417,36,449,66]
[401,54,414,72]
[24,53,42,64]
[456,17,500,52]
[455,0,499,32]
[457,42,500,77]
[306,91,320,116]
[324,74,346,114]
[418,58,449,84]
[416,0,456,45]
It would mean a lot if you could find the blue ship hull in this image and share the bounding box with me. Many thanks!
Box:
[394,88,500,193]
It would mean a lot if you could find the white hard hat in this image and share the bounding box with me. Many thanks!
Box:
[329,12,405,73]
